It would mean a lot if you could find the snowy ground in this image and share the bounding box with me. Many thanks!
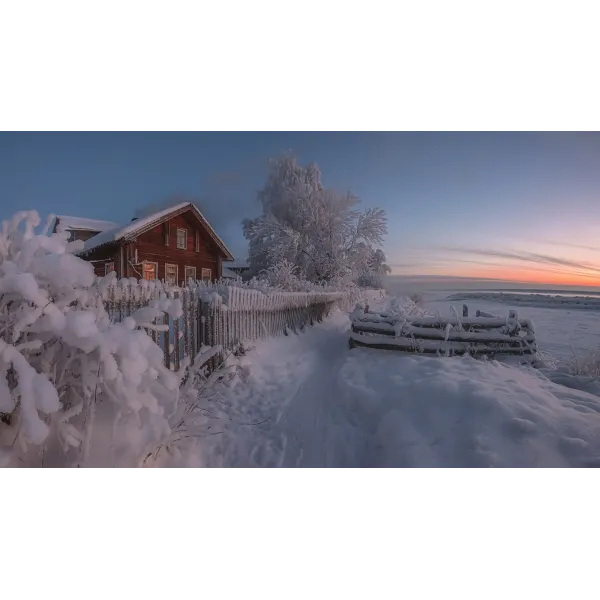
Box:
[177,297,600,468]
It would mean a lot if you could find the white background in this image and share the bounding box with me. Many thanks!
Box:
[2,1,599,599]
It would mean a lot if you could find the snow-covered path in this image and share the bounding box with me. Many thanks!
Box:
[188,305,600,468]
[192,311,369,467]
[277,315,369,467]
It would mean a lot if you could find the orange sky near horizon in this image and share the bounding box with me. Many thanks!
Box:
[390,234,600,288]
[448,266,600,287]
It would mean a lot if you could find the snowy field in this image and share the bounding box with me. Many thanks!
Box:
[169,294,600,468]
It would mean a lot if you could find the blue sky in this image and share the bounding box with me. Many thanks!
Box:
[2,132,600,284]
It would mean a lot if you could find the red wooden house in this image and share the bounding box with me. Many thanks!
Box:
[53,202,234,284]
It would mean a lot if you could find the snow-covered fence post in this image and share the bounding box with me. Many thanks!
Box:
[249,292,254,341]
[127,279,133,319]
[200,313,207,350]
[258,296,264,339]
[244,292,249,342]
[228,296,233,349]
[207,299,215,349]
[182,289,189,361]
[241,290,246,343]
[231,289,237,347]
[210,297,219,372]
[173,292,181,372]
[163,306,170,369]
[235,291,239,343]
[152,311,159,346]
[189,289,196,363]
[223,297,230,351]
[197,296,204,350]
[243,291,249,342]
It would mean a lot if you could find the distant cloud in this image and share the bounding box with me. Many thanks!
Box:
[538,240,600,253]
[440,246,600,274]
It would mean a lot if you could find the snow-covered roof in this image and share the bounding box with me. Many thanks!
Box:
[78,202,234,260]
[221,267,238,279]
[55,215,119,232]
[225,260,250,270]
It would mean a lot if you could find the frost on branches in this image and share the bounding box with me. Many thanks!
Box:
[0,211,182,467]
[243,154,390,289]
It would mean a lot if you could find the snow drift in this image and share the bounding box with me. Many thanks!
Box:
[340,350,600,467]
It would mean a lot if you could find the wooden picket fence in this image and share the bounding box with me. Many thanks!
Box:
[100,278,351,372]
[350,303,538,358]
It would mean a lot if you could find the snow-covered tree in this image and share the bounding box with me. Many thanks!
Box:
[243,154,389,286]
[0,211,182,467]
[357,248,392,288]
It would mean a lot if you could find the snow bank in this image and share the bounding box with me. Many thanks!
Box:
[340,349,600,467]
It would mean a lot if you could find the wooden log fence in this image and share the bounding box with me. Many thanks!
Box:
[350,304,538,358]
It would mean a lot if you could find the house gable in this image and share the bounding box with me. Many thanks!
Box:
[121,204,233,260]
[134,210,221,283]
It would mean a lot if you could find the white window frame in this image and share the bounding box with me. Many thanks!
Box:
[184,266,196,283]
[165,263,178,285]
[104,262,115,275]
[176,228,187,250]
[142,261,158,281]
[201,268,211,282]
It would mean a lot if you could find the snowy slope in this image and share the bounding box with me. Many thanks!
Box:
[341,349,600,467]
[172,301,600,468]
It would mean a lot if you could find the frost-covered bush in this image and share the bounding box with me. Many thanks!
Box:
[409,293,426,309]
[141,348,244,467]
[255,260,315,292]
[0,211,183,467]
[569,347,600,378]
[387,295,428,319]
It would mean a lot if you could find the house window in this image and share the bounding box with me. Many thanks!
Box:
[165,263,178,285]
[201,268,211,282]
[176,228,187,249]
[105,262,115,275]
[143,262,158,281]
[184,266,196,282]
